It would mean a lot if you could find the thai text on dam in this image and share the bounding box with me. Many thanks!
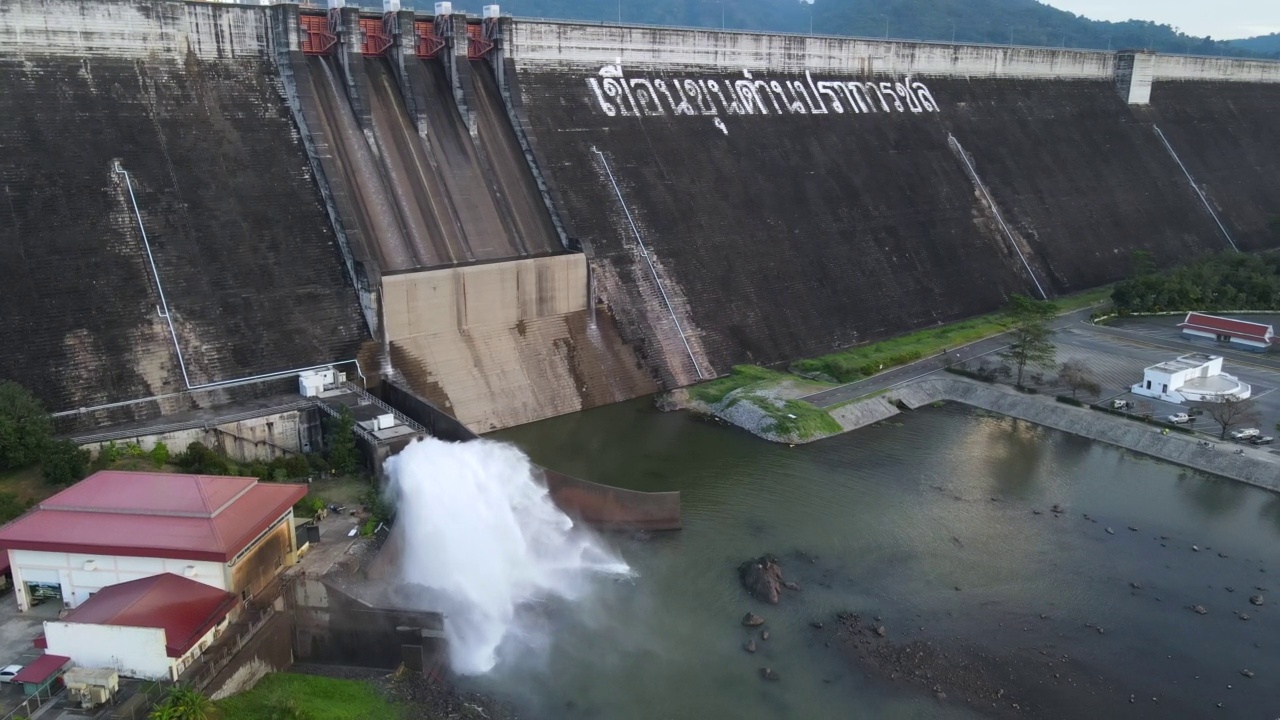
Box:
[586,67,941,118]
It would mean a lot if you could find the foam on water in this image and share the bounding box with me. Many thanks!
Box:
[386,436,630,675]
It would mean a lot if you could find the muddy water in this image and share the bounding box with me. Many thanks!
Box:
[475,399,1280,718]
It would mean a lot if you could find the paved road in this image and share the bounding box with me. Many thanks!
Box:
[802,308,1096,408]
[803,309,1280,414]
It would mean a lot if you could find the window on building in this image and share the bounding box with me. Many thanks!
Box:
[1146,380,1152,390]
[1162,384,1168,394]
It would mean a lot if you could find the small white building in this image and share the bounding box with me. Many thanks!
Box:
[40,573,235,681]
[1131,353,1251,404]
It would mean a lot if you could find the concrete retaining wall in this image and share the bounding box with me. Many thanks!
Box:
[888,377,1280,492]
[509,21,1117,77]
[510,20,1280,83]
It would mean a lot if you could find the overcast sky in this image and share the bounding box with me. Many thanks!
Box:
[1044,0,1280,39]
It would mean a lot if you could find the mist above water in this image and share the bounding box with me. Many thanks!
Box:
[385,437,631,675]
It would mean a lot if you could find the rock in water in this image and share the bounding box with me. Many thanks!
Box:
[1250,595,1265,606]
[743,612,766,627]
[739,555,786,604]
[760,667,781,682]
[744,639,757,653]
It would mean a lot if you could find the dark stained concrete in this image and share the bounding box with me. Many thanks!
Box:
[515,69,1275,380]
[0,55,366,418]
[1144,82,1280,252]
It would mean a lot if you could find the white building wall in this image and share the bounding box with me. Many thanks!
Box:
[44,622,171,681]
[8,550,226,611]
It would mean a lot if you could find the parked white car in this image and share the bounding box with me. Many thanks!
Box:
[1167,413,1192,424]
[1230,428,1261,440]
[0,665,22,683]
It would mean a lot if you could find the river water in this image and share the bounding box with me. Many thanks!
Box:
[472,398,1280,718]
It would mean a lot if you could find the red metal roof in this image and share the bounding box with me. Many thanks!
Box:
[11,654,69,684]
[1179,312,1274,343]
[0,471,306,562]
[59,574,236,658]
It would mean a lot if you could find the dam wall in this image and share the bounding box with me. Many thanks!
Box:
[0,0,366,425]
[508,20,1280,381]
[382,254,656,431]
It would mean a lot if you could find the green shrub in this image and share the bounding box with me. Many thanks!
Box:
[42,440,89,486]
[0,381,51,472]
[174,442,231,475]
[281,456,312,478]
[149,442,170,467]
[1055,395,1085,407]
[325,408,360,475]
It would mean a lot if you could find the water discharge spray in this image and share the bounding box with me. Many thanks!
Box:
[386,437,631,675]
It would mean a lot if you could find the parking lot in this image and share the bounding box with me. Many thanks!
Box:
[0,588,61,716]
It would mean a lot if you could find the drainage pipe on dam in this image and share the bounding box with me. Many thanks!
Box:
[85,163,368,418]
[1152,125,1238,253]
[946,135,1047,300]
[591,147,705,380]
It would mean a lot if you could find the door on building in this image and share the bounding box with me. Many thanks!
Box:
[1162,384,1168,394]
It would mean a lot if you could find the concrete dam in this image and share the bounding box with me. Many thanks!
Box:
[1,0,1278,435]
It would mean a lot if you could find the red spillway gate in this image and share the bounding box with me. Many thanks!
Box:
[359,16,394,56]
[467,23,493,60]
[414,20,446,59]
[299,13,337,56]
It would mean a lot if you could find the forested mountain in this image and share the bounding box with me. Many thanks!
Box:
[429,0,1279,59]
[1230,33,1280,55]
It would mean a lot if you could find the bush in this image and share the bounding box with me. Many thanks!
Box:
[281,456,312,479]
[174,442,231,475]
[1056,395,1085,407]
[945,366,995,383]
[42,440,89,486]
[0,381,52,472]
[294,496,326,519]
[149,442,170,467]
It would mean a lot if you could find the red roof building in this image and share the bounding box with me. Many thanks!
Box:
[43,574,236,681]
[0,471,306,611]
[11,653,70,686]
[1179,312,1275,351]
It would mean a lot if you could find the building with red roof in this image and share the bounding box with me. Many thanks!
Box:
[42,573,237,681]
[1179,312,1275,352]
[0,470,306,611]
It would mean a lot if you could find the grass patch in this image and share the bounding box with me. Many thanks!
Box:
[689,365,792,405]
[0,465,53,505]
[746,396,842,440]
[215,673,401,720]
[306,474,372,508]
[793,287,1112,383]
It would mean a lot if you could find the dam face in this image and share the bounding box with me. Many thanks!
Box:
[2,2,1278,433]
[0,0,366,425]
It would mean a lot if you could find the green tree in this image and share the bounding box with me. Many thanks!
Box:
[999,295,1057,388]
[150,686,217,720]
[0,381,52,471]
[325,407,360,475]
[0,492,33,524]
[149,442,171,467]
[42,440,89,486]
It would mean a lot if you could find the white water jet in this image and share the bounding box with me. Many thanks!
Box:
[386,436,631,675]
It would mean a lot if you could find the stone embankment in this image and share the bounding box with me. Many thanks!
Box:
[884,377,1280,492]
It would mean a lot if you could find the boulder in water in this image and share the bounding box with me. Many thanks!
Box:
[739,555,786,604]
[744,639,757,653]
[743,613,766,627]
[760,667,781,682]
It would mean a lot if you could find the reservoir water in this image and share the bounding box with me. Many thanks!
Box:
[471,398,1280,718]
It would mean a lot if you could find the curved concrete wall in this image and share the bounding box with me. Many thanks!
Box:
[542,468,682,532]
